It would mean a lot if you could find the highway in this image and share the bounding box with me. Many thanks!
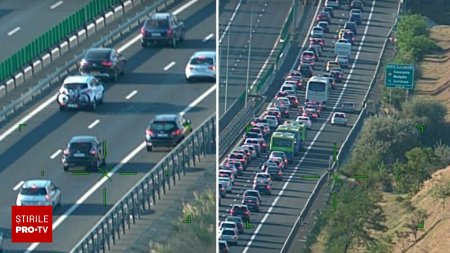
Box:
[0,0,215,252]
[218,0,292,116]
[0,0,91,60]
[218,0,398,252]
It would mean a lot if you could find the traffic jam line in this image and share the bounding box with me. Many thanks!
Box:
[164,61,176,71]
[7,27,21,36]
[50,1,64,10]
[87,119,100,129]
[242,0,378,252]
[50,149,62,159]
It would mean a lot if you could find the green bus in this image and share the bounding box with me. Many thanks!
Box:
[276,124,305,154]
[270,132,296,159]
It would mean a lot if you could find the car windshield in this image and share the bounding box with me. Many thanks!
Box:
[64,83,88,90]
[222,230,235,235]
[244,197,257,202]
[335,114,345,118]
[190,57,214,65]
[308,81,326,91]
[272,138,292,147]
[151,121,177,131]
[20,187,46,196]
[147,18,169,29]
[69,142,92,151]
[222,223,234,228]
[85,50,110,60]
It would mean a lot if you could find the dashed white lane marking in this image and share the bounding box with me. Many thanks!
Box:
[164,61,176,71]
[125,90,138,100]
[50,149,62,159]
[13,181,24,191]
[203,33,214,42]
[88,119,100,129]
[7,27,20,36]
[50,1,63,9]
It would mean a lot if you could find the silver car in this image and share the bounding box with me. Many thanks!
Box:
[331,112,348,126]
[220,228,239,245]
[16,180,61,209]
[225,216,244,233]
[185,51,216,82]
[218,177,233,193]
[219,221,239,235]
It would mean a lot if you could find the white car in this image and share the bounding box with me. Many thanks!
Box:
[296,116,312,129]
[325,0,340,8]
[331,112,348,126]
[335,55,350,68]
[185,51,216,82]
[219,221,239,235]
[276,97,291,108]
[218,177,233,193]
[16,180,61,209]
[254,172,271,184]
[311,26,324,38]
[57,75,104,111]
[220,228,239,245]
[350,9,362,17]
[264,115,279,129]
[280,83,297,95]
[219,169,236,183]
[244,138,262,153]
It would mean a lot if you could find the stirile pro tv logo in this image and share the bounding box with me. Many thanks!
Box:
[12,206,53,242]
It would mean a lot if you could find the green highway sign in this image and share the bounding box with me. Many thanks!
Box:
[385,64,414,89]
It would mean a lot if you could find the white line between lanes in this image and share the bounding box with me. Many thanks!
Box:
[164,61,176,71]
[219,0,243,43]
[242,0,378,251]
[13,181,24,191]
[50,1,63,9]
[87,119,100,129]
[7,27,21,36]
[180,84,216,116]
[0,0,201,143]
[50,149,62,159]
[125,90,138,100]
[203,33,214,42]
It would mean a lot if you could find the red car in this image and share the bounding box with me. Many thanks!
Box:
[310,38,325,48]
[330,68,344,83]
[276,90,289,98]
[305,101,323,115]
[287,96,298,107]
[303,108,319,121]
[285,76,303,89]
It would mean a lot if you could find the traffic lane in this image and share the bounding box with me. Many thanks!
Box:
[218,0,292,115]
[0,0,214,247]
[0,0,90,60]
[24,95,215,253]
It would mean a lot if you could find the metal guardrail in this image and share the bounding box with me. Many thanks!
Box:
[70,114,216,253]
[279,0,403,251]
[218,0,296,132]
[0,0,175,124]
[0,0,126,82]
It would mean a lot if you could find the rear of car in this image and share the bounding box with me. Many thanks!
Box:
[79,48,125,81]
[16,181,51,206]
[57,75,103,111]
[349,13,362,25]
[219,240,230,253]
[331,112,348,126]
[325,0,339,8]
[140,13,184,47]
[230,204,250,221]
[220,228,239,246]
[267,166,283,181]
[300,63,313,78]
[62,136,104,171]
[145,114,191,151]
[185,51,216,82]
[242,196,260,212]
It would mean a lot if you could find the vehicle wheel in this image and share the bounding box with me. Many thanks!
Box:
[179,31,185,42]
[141,42,147,48]
[102,158,106,166]
[92,160,100,172]
[91,99,97,111]
[120,64,125,75]
[171,37,177,48]
[63,165,69,171]
[59,105,65,111]
[111,70,118,82]
[146,146,153,152]
[98,94,104,104]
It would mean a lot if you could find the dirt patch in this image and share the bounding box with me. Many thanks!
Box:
[415,25,450,121]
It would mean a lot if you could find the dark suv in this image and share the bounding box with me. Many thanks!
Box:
[62,136,105,172]
[230,204,250,222]
[145,114,192,151]
[79,48,126,81]
[140,13,185,48]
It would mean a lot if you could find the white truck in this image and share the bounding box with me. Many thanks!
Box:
[334,40,352,59]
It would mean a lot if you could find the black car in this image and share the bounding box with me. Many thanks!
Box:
[230,204,250,222]
[299,63,313,78]
[145,114,192,151]
[317,21,330,33]
[62,136,105,172]
[140,13,185,48]
[323,6,334,18]
[219,182,226,198]
[344,21,357,35]
[316,11,331,24]
[350,0,364,12]
[242,196,260,212]
[266,166,283,181]
[79,48,126,82]
[243,190,262,205]
[253,181,272,195]
[349,13,362,25]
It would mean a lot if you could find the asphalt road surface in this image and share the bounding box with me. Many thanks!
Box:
[218,0,398,252]
[0,0,90,60]
[218,0,292,116]
[0,0,215,252]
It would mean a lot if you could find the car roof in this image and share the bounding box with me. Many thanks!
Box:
[153,114,179,121]
[63,75,93,84]
[69,135,97,143]
[22,180,50,188]
[150,12,172,19]
[244,196,258,199]
[191,51,216,58]
[86,47,113,54]
[334,112,346,115]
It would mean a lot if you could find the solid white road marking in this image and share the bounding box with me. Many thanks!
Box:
[219,0,243,43]
[13,181,24,191]
[164,61,176,71]
[203,33,214,42]
[7,27,20,36]
[125,90,138,100]
[0,0,203,144]
[50,1,63,9]
[242,0,378,252]
[87,119,100,129]
[50,149,62,159]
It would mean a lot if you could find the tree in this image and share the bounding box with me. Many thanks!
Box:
[431,180,450,210]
